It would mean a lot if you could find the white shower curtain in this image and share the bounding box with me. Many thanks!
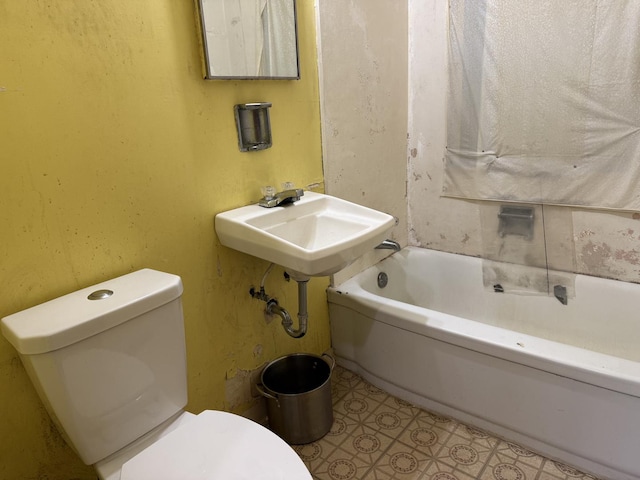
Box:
[260,0,298,77]
[202,0,267,76]
[202,0,296,77]
[443,0,640,211]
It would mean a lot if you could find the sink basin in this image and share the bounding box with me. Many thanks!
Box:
[215,192,395,278]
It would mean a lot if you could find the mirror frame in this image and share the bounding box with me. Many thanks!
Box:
[197,0,301,80]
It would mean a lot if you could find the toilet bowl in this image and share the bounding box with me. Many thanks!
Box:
[1,269,312,479]
[96,411,311,480]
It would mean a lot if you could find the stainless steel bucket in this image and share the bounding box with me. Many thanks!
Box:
[257,353,335,444]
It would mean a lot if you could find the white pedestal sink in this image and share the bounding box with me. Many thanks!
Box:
[215,191,395,278]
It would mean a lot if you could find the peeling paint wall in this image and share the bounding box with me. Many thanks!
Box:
[0,2,329,478]
[317,0,408,284]
[408,0,640,284]
[321,0,640,285]
[573,211,640,281]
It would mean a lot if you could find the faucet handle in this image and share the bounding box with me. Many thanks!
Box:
[261,185,276,200]
[281,181,295,190]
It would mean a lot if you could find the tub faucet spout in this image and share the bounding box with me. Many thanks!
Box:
[376,239,401,252]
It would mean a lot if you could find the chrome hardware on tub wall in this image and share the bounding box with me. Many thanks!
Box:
[498,205,534,239]
[554,285,568,305]
[375,239,401,252]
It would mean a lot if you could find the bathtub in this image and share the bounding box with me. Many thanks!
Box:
[327,247,640,480]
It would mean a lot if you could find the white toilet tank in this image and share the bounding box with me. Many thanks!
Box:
[1,269,187,466]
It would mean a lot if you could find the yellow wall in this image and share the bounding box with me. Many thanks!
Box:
[0,1,329,478]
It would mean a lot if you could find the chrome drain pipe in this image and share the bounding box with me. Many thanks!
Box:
[288,279,309,338]
[267,279,308,338]
[251,264,309,338]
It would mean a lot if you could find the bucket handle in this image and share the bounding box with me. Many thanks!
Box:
[322,352,336,371]
[255,383,280,408]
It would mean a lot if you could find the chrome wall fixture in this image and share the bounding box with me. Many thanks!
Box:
[498,205,534,240]
[234,102,272,152]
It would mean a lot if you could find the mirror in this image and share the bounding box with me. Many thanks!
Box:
[197,0,300,79]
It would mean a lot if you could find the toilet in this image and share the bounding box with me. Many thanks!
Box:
[1,269,312,479]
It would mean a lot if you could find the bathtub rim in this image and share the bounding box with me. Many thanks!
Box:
[327,248,640,399]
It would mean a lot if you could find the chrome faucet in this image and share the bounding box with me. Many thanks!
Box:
[375,239,401,252]
[259,188,304,208]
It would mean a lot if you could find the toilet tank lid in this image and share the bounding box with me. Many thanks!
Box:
[1,269,183,355]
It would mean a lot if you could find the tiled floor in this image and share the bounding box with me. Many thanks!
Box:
[292,365,601,480]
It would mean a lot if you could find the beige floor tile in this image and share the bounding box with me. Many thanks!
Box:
[449,423,500,450]
[381,394,423,418]
[333,365,363,388]
[491,440,545,470]
[340,423,395,465]
[539,458,599,479]
[396,416,451,458]
[322,413,368,449]
[478,446,541,480]
[414,410,459,434]
[362,401,416,440]
[435,430,496,478]
[368,441,433,479]
[336,391,385,424]
[361,467,394,480]
[421,460,478,480]
[313,447,372,480]
[352,379,390,402]
[294,440,339,474]
[333,380,352,404]
[298,367,603,480]
[332,367,361,404]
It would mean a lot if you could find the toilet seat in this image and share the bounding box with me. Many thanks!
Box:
[120,410,312,479]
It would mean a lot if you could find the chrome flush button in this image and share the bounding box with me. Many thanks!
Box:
[87,289,114,300]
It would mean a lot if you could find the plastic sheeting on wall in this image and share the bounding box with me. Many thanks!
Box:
[478,203,576,297]
[443,0,640,211]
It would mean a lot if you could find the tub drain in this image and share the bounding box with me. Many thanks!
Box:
[377,272,388,288]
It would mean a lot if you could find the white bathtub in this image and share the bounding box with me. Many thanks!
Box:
[328,247,640,480]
